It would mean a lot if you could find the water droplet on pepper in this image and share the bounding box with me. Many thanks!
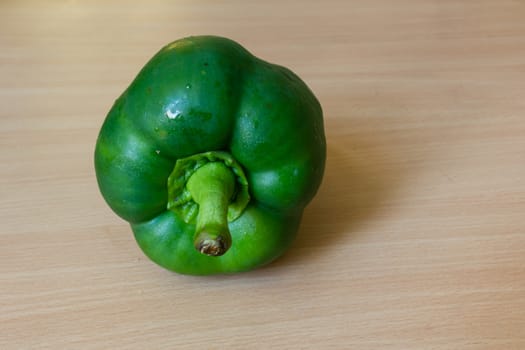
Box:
[166,109,182,119]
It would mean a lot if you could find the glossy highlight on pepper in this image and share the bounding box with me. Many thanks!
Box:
[94,36,326,275]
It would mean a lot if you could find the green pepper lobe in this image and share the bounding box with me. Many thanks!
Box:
[94,36,326,275]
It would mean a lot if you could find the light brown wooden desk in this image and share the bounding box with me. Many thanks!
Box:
[1,1,524,348]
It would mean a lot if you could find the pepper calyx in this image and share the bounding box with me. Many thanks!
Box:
[167,151,250,224]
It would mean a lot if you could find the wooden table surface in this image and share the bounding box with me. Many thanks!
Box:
[2,1,525,349]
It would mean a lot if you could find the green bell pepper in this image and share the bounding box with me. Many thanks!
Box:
[95,36,326,275]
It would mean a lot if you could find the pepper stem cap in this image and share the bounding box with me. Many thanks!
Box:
[186,162,236,256]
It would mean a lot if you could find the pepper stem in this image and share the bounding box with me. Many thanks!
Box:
[186,162,236,256]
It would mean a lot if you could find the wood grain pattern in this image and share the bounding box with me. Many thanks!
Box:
[1,1,525,348]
